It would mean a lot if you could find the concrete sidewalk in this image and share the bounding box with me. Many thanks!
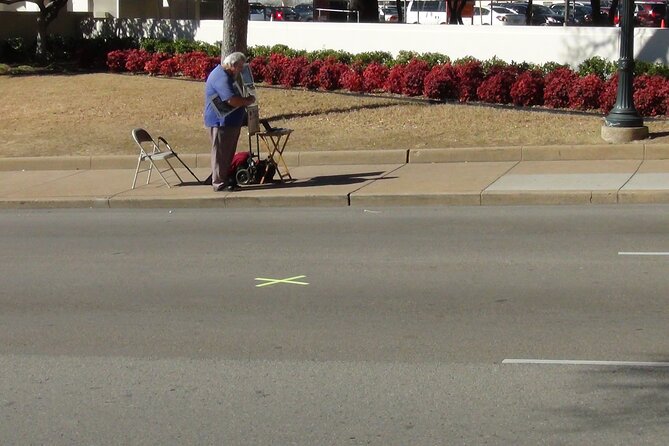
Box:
[2,144,669,209]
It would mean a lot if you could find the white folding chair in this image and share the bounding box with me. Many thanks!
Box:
[131,128,200,189]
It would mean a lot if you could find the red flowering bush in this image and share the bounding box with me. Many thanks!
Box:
[477,68,517,104]
[340,67,364,92]
[568,74,604,110]
[362,62,389,92]
[300,59,323,90]
[124,49,152,73]
[318,58,346,90]
[265,53,290,85]
[248,56,267,83]
[510,70,545,106]
[106,49,129,72]
[600,74,618,114]
[422,64,458,101]
[543,67,578,109]
[281,56,309,88]
[402,59,430,96]
[144,52,171,76]
[633,75,669,116]
[384,64,405,94]
[454,60,484,102]
[176,52,218,80]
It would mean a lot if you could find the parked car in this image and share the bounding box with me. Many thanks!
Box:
[266,6,300,21]
[294,3,314,21]
[249,2,267,21]
[470,5,525,25]
[635,0,667,26]
[379,5,399,21]
[504,3,565,25]
[549,3,593,24]
[405,0,448,24]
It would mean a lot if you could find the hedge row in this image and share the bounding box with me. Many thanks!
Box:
[106,48,669,117]
[4,36,669,80]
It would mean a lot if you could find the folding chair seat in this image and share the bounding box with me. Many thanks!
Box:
[131,128,200,189]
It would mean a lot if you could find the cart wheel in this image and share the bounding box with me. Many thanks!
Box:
[236,168,251,185]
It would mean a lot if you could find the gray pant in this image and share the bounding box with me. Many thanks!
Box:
[209,125,241,191]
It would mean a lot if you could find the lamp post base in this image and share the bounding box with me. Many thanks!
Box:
[601,125,649,143]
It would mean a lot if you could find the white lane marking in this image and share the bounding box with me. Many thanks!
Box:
[255,275,309,288]
[363,209,381,214]
[503,359,669,367]
[618,252,669,256]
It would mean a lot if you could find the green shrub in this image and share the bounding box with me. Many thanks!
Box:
[415,52,450,67]
[351,51,393,66]
[267,44,301,57]
[307,49,351,63]
[453,56,478,66]
[0,63,9,75]
[248,45,272,58]
[635,60,669,78]
[540,61,570,74]
[510,61,541,72]
[140,39,218,56]
[0,37,33,64]
[577,56,616,79]
[482,56,508,75]
[393,50,419,66]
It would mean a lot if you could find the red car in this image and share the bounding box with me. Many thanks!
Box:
[267,6,300,21]
[606,1,668,27]
[635,1,667,26]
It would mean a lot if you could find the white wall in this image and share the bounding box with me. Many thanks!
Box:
[81,18,669,67]
[211,21,669,67]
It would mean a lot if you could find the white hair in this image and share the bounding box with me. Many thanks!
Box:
[222,52,247,69]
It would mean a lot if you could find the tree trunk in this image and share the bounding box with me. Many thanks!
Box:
[607,0,620,25]
[35,14,48,60]
[525,0,534,25]
[394,0,404,23]
[0,0,68,61]
[222,0,249,59]
[350,0,379,22]
[453,0,466,24]
[590,0,603,25]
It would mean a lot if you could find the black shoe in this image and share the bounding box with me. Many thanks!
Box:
[226,184,241,192]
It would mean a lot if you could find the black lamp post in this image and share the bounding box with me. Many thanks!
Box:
[604,0,644,128]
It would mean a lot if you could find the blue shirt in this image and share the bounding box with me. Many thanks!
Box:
[204,65,246,127]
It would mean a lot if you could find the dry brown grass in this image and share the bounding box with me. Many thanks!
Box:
[1,73,668,158]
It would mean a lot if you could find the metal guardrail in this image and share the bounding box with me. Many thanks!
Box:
[315,7,360,22]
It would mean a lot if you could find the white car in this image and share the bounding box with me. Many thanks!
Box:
[470,5,526,25]
[378,5,399,22]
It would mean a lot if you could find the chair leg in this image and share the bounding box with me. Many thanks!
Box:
[131,157,143,189]
[146,160,153,185]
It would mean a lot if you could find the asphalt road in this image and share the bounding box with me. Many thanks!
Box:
[1,206,668,445]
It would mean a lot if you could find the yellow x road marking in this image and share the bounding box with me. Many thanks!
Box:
[254,275,309,288]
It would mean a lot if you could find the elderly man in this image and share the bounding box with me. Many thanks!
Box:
[204,52,256,192]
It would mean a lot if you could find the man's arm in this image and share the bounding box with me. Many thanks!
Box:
[227,95,255,108]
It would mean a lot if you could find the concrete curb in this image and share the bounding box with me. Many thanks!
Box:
[2,144,668,171]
